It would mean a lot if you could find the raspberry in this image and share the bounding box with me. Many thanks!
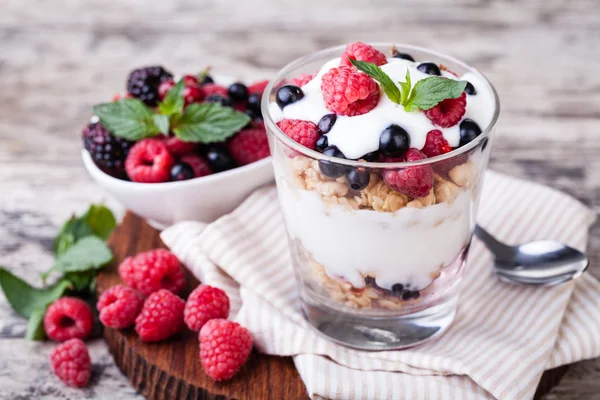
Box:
[82,121,133,179]
[44,297,94,342]
[183,85,204,105]
[119,249,186,296]
[248,80,269,95]
[202,84,229,98]
[180,154,212,178]
[50,339,92,388]
[228,128,270,165]
[135,289,185,342]
[127,66,173,106]
[277,119,320,150]
[182,74,199,87]
[290,73,314,87]
[321,66,380,116]
[383,149,434,198]
[184,285,230,332]
[97,284,145,329]
[125,139,175,183]
[424,92,466,128]
[421,130,452,158]
[160,136,198,156]
[199,319,252,381]
[158,80,175,100]
[340,42,387,67]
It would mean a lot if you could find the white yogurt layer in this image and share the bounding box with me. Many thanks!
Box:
[270,57,495,159]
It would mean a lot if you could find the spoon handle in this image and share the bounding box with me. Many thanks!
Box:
[474,225,515,261]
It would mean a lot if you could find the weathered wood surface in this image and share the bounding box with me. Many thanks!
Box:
[0,0,598,398]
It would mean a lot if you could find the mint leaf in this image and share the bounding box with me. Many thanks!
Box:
[153,114,170,135]
[398,69,412,106]
[65,270,96,292]
[54,217,92,256]
[93,99,161,141]
[158,79,185,116]
[404,77,467,112]
[172,103,250,143]
[51,236,113,275]
[26,308,47,341]
[350,59,401,104]
[82,204,116,240]
[0,268,71,318]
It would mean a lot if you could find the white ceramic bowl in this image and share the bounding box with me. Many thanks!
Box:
[82,150,274,229]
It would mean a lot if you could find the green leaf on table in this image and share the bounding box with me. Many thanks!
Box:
[349,59,401,104]
[82,204,116,240]
[25,308,47,341]
[64,270,97,292]
[404,76,467,112]
[158,79,185,117]
[51,236,113,275]
[54,217,93,256]
[172,103,250,143]
[0,268,71,318]
[93,99,162,141]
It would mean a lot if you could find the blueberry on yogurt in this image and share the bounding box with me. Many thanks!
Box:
[379,124,410,157]
[317,114,337,134]
[459,119,482,146]
[417,62,441,76]
[464,81,477,95]
[276,85,304,109]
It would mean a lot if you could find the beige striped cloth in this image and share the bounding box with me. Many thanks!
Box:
[161,171,600,400]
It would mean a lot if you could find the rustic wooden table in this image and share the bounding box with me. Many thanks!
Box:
[1,0,598,398]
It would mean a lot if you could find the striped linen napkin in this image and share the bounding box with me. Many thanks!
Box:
[161,171,600,400]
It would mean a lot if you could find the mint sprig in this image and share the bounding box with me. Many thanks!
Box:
[350,59,467,112]
[173,103,250,143]
[94,99,162,141]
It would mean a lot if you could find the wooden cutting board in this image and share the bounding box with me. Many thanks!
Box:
[96,212,569,400]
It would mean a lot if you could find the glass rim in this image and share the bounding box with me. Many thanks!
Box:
[261,42,500,168]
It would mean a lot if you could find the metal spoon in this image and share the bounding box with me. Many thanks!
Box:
[474,225,589,286]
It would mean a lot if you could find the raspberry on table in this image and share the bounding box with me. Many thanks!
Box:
[125,139,175,183]
[126,66,173,106]
[199,319,252,381]
[97,284,145,329]
[340,42,388,67]
[383,148,434,198]
[160,136,198,156]
[228,128,271,165]
[421,130,453,158]
[247,79,269,95]
[118,248,186,296]
[277,119,320,150]
[424,92,467,128]
[44,297,94,342]
[179,154,212,178]
[50,339,92,388]
[82,121,133,179]
[135,289,185,342]
[202,84,229,98]
[184,285,230,332]
[290,73,314,87]
[321,66,380,116]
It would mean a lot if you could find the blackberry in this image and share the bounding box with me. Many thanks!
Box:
[126,66,173,106]
[82,121,133,179]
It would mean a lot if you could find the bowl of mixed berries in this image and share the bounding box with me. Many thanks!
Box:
[81,66,273,229]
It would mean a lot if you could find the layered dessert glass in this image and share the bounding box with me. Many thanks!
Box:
[262,43,499,349]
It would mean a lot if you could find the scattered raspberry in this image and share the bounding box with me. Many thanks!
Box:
[277,119,320,150]
[125,139,175,183]
[184,285,230,332]
[340,42,387,67]
[424,92,466,128]
[50,339,92,388]
[383,149,434,198]
[180,154,212,178]
[44,297,94,342]
[290,73,314,87]
[248,80,269,95]
[199,319,252,381]
[135,289,185,342]
[184,85,204,105]
[228,128,270,165]
[118,249,186,296]
[202,84,229,98]
[421,130,453,158]
[160,136,198,156]
[97,285,145,329]
[321,66,380,116]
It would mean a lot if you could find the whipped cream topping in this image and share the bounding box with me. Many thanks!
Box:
[270,57,495,159]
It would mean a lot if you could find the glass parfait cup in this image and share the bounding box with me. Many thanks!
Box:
[262,43,500,350]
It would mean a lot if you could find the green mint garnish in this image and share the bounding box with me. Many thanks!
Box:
[350,59,467,112]
[94,98,162,141]
[172,102,250,143]
[158,79,185,117]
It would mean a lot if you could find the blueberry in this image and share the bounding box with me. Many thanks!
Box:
[245,108,262,121]
[392,52,415,62]
[360,151,380,162]
[317,114,337,134]
[315,136,329,152]
[345,168,370,191]
[227,82,249,103]
[199,75,214,86]
[379,124,410,157]
[465,81,477,95]
[247,93,262,114]
[205,146,237,172]
[318,146,346,178]
[170,162,194,181]
[205,95,232,108]
[392,283,404,294]
[275,85,304,109]
[402,290,420,301]
[417,62,441,76]
[459,119,482,146]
